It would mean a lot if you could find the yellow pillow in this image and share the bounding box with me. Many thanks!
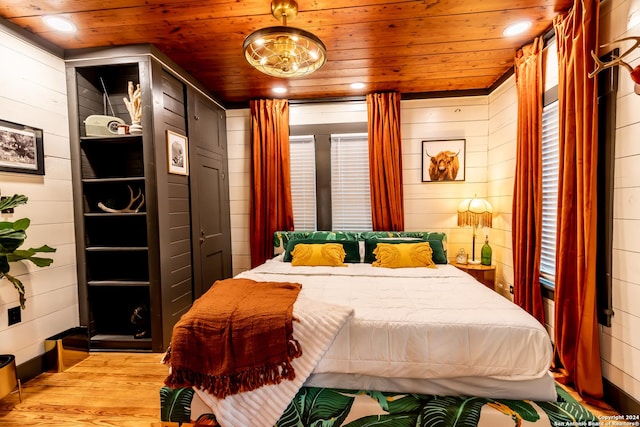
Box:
[291,243,347,266]
[372,242,436,268]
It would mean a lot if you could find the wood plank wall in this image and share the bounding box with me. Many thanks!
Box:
[598,0,640,407]
[226,98,492,276]
[0,23,78,365]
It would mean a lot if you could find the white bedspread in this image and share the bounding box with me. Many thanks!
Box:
[239,257,553,383]
[196,258,555,425]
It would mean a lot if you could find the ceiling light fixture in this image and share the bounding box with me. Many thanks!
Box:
[351,82,366,90]
[243,0,327,78]
[43,15,77,33]
[502,21,532,37]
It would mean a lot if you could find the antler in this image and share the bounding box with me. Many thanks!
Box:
[123,81,143,123]
[98,185,145,213]
[589,36,640,79]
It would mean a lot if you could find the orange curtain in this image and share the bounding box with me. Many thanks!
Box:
[249,99,294,268]
[367,92,404,231]
[512,37,545,325]
[553,0,602,401]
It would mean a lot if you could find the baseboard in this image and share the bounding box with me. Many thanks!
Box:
[604,377,640,416]
[15,353,46,384]
[15,327,90,382]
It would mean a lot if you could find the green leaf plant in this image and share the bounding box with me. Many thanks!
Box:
[0,192,56,309]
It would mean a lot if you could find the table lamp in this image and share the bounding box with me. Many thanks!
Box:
[457,196,493,264]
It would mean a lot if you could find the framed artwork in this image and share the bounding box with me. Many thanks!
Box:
[0,119,44,175]
[166,130,189,176]
[421,139,466,182]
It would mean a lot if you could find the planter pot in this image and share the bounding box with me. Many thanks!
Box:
[0,354,22,401]
[44,327,89,372]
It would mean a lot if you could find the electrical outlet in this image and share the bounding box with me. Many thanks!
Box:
[8,306,21,326]
[509,285,514,294]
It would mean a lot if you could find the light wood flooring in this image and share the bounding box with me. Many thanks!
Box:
[0,352,167,426]
[0,352,620,426]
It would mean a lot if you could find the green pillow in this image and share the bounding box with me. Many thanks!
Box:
[284,239,361,263]
[364,238,447,264]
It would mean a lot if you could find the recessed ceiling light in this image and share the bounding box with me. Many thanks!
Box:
[43,15,77,33]
[503,21,532,37]
[350,82,366,90]
[272,86,287,94]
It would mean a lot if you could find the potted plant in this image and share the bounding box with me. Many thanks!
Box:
[0,192,56,309]
[0,354,21,401]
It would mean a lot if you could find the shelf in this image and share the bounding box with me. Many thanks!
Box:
[84,212,146,217]
[80,137,144,179]
[88,280,150,287]
[82,177,145,183]
[81,135,142,143]
[90,335,152,351]
[86,246,148,252]
[84,214,147,247]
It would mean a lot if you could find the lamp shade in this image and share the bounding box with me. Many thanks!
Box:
[457,197,493,228]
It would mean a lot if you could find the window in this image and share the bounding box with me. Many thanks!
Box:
[539,38,559,290]
[538,43,617,326]
[330,133,372,231]
[289,135,317,230]
[289,123,370,231]
[540,100,559,288]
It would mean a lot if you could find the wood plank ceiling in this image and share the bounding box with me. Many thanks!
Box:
[0,0,572,108]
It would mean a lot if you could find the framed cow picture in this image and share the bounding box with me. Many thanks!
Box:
[421,139,466,182]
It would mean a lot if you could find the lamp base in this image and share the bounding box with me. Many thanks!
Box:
[468,260,481,265]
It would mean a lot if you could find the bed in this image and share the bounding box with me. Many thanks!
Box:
[160,231,579,427]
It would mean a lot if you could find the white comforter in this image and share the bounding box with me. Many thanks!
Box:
[197,258,554,426]
[240,257,553,382]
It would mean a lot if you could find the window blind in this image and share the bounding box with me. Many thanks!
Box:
[289,135,317,230]
[540,100,559,286]
[330,133,372,231]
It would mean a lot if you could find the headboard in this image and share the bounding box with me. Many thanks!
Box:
[273,230,448,259]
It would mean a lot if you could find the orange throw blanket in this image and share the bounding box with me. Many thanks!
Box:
[163,278,303,398]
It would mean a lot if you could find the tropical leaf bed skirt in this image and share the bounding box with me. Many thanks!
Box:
[160,383,596,426]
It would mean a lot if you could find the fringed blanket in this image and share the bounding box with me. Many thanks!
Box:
[196,297,355,427]
[164,278,303,398]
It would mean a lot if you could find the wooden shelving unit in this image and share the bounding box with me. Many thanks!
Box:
[67,45,233,352]
[75,87,152,349]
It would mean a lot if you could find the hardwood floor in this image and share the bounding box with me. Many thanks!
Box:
[556,381,620,419]
[0,352,167,426]
[0,353,620,426]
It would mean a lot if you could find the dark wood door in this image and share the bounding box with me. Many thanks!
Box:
[188,88,232,298]
[193,153,231,296]
[190,93,225,155]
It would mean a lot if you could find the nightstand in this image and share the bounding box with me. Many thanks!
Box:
[450,262,496,290]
